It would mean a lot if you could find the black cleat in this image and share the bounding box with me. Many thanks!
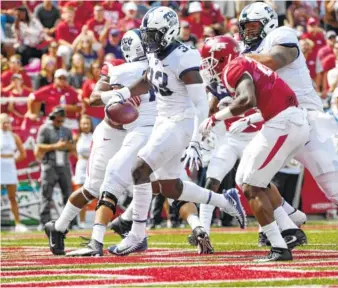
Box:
[66,237,103,257]
[44,221,67,255]
[254,247,293,263]
[282,228,307,250]
[192,226,214,254]
[258,232,269,247]
[110,216,132,239]
[187,233,197,246]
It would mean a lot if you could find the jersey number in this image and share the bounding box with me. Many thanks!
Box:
[148,68,173,96]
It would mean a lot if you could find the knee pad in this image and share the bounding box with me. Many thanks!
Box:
[96,191,118,214]
[315,172,338,205]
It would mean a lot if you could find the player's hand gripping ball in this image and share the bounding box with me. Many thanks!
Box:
[105,96,140,124]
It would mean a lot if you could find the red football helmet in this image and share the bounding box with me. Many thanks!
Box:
[200,35,240,85]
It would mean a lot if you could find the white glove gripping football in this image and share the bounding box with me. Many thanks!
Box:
[181,141,202,172]
[199,115,218,139]
[229,112,263,134]
[101,87,131,105]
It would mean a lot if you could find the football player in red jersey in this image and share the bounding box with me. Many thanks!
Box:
[200,36,310,262]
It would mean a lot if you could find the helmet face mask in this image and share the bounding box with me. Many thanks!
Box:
[200,36,240,86]
[239,2,278,48]
[140,7,179,54]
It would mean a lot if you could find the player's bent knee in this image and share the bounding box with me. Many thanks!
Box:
[96,191,118,214]
[160,178,182,199]
[205,178,221,193]
[243,184,260,200]
[132,157,152,185]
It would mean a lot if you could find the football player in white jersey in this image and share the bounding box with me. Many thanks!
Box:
[104,7,246,256]
[66,29,215,256]
[44,58,127,255]
[238,3,338,206]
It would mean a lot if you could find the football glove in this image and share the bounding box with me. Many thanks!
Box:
[199,115,218,138]
[181,141,202,172]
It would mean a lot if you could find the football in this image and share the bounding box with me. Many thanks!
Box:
[105,101,139,125]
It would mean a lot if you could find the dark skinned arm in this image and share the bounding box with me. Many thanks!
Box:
[214,74,256,120]
[209,96,219,116]
[245,45,299,71]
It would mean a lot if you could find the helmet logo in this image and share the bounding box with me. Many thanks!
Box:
[122,37,133,51]
[209,42,227,53]
[163,11,177,27]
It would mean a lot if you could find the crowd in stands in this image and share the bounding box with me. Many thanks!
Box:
[1,0,338,228]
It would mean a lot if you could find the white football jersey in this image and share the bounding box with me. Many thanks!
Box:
[146,42,201,118]
[251,26,323,112]
[109,60,157,130]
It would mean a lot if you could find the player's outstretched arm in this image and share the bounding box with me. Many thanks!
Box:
[245,45,298,71]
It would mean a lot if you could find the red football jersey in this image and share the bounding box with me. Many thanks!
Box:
[222,56,298,121]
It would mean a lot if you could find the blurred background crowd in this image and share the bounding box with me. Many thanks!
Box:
[1,0,338,231]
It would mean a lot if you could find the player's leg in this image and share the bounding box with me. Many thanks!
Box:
[46,122,125,255]
[67,127,151,256]
[237,109,309,261]
[200,140,239,235]
[295,112,338,205]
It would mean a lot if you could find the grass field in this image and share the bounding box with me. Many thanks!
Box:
[1,220,338,287]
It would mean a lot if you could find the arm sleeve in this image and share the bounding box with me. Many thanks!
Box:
[186,83,209,142]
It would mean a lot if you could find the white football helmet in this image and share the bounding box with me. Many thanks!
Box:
[140,6,180,53]
[239,2,278,48]
[121,29,146,63]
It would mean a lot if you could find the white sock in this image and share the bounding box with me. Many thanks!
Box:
[130,183,152,239]
[281,198,296,214]
[91,223,106,244]
[288,209,307,227]
[261,221,287,249]
[199,204,214,235]
[55,201,81,232]
[187,214,201,231]
[121,199,133,222]
[179,181,233,212]
[274,206,298,231]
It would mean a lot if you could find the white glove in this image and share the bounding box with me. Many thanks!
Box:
[181,141,202,172]
[199,115,218,138]
[217,96,233,110]
[229,112,263,134]
[106,94,125,107]
[101,87,131,104]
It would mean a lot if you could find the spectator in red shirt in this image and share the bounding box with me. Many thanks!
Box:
[300,38,317,81]
[87,4,106,41]
[185,1,207,40]
[55,6,81,66]
[118,2,141,34]
[26,69,81,130]
[6,74,30,127]
[1,55,32,91]
[201,1,225,28]
[64,0,94,27]
[301,17,326,57]
[81,61,103,127]
[317,31,337,97]
[101,0,124,26]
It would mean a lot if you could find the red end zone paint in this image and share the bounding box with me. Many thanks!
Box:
[1,248,338,287]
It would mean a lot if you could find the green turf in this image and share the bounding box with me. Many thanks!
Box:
[1,275,95,284]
